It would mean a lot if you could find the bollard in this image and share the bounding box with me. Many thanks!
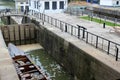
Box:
[115,46,119,61]
[103,23,105,28]
[65,23,67,32]
[82,27,87,38]
[78,26,80,39]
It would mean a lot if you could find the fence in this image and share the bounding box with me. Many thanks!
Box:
[64,7,120,24]
[0,9,120,61]
[32,12,120,61]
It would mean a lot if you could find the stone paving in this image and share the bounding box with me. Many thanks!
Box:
[0,30,19,80]
[47,13,120,44]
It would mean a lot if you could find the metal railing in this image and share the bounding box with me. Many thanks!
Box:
[0,9,120,61]
[64,7,120,24]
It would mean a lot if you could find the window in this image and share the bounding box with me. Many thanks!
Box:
[25,6,29,12]
[21,6,24,12]
[116,1,119,5]
[37,1,39,9]
[59,1,64,9]
[52,1,57,10]
[45,2,49,10]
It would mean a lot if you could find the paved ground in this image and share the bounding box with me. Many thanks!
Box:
[0,30,19,80]
[47,13,120,44]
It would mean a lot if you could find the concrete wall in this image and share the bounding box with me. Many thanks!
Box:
[31,19,120,80]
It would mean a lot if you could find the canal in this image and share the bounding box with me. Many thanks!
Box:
[0,1,74,79]
[28,49,73,80]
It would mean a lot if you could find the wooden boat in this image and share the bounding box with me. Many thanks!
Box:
[8,43,49,80]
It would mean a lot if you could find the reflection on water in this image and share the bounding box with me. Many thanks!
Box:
[28,49,73,80]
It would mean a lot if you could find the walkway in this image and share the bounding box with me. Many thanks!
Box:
[47,13,120,44]
[0,30,19,80]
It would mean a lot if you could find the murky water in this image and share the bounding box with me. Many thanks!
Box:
[0,0,15,9]
[28,49,73,80]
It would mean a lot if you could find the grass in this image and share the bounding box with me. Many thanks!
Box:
[80,16,120,27]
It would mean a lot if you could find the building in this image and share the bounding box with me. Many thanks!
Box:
[86,0,99,4]
[29,0,68,14]
[100,0,120,6]
[15,0,29,12]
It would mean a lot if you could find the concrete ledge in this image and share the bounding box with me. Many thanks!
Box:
[0,30,19,80]
[0,47,19,80]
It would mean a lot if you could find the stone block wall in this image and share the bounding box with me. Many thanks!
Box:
[34,21,120,80]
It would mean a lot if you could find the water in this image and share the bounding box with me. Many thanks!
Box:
[0,0,15,10]
[28,49,73,80]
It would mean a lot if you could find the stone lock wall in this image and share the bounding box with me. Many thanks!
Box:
[0,23,37,45]
[32,19,120,80]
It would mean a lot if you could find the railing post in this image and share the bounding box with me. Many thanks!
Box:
[55,19,57,27]
[60,21,62,31]
[24,26,26,44]
[51,17,52,25]
[96,36,98,48]
[65,23,67,32]
[29,27,31,44]
[82,27,87,38]
[14,26,16,45]
[78,26,80,39]
[8,26,10,43]
[86,32,88,43]
[115,46,119,61]
[18,25,21,45]
[48,16,49,23]
[71,26,73,35]
[107,41,110,54]
[43,14,45,21]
